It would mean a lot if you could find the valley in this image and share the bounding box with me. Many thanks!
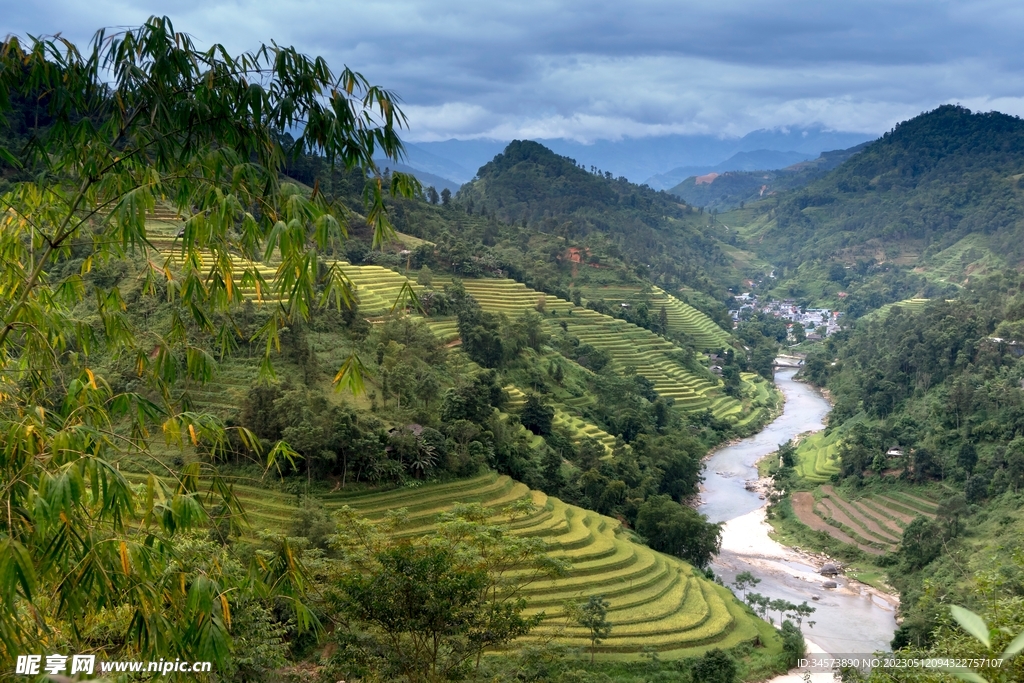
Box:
[5,42,1024,683]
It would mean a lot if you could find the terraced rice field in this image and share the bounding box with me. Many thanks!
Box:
[790,485,939,555]
[146,213,425,314]
[456,279,747,420]
[580,285,734,350]
[793,431,842,483]
[184,471,766,660]
[863,298,930,321]
[146,217,765,435]
[504,385,618,454]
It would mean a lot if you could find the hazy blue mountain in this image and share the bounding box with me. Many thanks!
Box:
[644,149,816,190]
[404,140,505,182]
[374,160,462,195]
[667,142,869,212]
[401,143,477,184]
[410,128,872,184]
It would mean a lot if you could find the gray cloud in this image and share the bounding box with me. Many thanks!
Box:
[7,0,1024,141]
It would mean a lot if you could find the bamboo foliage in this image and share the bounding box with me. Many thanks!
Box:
[0,16,412,669]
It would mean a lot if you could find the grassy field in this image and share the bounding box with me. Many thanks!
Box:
[136,470,774,660]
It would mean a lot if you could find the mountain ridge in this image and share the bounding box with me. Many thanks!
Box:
[409,128,873,184]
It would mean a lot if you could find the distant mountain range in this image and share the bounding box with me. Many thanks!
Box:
[667,143,870,212]
[644,150,817,190]
[400,127,874,187]
[373,159,462,195]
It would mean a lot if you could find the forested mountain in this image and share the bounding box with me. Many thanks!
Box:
[455,140,734,296]
[751,106,1024,270]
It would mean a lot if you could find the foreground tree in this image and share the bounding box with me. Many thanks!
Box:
[572,595,612,665]
[0,17,414,669]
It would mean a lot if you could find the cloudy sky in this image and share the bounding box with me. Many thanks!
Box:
[7,0,1024,142]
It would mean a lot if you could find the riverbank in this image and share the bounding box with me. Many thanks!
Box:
[700,368,898,674]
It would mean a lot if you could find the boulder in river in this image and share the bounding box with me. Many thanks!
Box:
[823,580,838,589]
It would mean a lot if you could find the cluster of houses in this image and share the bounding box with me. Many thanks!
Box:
[729,293,844,340]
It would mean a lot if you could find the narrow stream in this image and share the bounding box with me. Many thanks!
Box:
[698,368,898,661]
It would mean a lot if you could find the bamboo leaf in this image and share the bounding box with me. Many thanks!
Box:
[1002,628,1024,659]
[951,605,991,648]
[333,352,367,395]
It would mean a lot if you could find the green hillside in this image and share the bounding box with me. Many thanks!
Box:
[454,278,760,422]
[137,214,784,659]
[751,106,1024,272]
[454,140,738,297]
[579,284,734,350]
[780,274,1024,657]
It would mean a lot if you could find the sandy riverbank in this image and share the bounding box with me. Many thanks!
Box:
[719,507,899,610]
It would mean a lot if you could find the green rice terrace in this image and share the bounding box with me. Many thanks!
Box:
[454,279,762,425]
[147,216,774,444]
[786,431,940,555]
[793,430,842,484]
[861,297,930,321]
[578,284,734,351]
[139,471,775,660]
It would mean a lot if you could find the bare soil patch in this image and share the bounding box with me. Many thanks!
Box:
[818,499,897,553]
[822,487,901,544]
[791,492,886,555]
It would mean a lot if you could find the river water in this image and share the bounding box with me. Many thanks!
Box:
[698,368,898,660]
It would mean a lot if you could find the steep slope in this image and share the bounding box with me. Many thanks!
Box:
[168,471,775,661]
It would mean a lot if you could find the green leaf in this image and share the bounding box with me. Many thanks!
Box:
[951,605,991,648]
[334,352,368,395]
[1002,628,1024,659]
[266,440,302,476]
[0,145,21,169]
[946,671,988,683]
[390,280,423,314]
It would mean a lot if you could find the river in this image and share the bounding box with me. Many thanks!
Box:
[698,368,898,668]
